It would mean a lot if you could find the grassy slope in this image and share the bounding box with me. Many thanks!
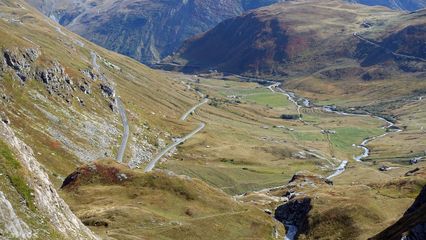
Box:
[61,160,282,240]
[163,77,389,194]
[0,0,200,181]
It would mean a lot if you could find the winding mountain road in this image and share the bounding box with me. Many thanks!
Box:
[116,98,129,163]
[89,49,128,163]
[144,122,205,172]
[180,98,209,121]
[353,32,426,62]
[90,51,100,72]
[145,90,209,172]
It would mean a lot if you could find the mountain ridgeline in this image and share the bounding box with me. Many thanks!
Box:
[26,0,286,64]
[26,0,426,65]
[164,1,426,79]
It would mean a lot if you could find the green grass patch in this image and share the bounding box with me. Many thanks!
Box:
[245,92,290,108]
[330,127,385,152]
[292,131,325,142]
[166,162,293,195]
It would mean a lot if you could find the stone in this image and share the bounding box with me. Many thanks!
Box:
[379,165,390,171]
[100,83,115,97]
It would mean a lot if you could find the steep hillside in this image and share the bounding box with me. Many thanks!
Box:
[164,0,426,103]
[165,1,404,76]
[26,0,283,64]
[348,0,426,11]
[25,0,426,66]
[354,9,426,71]
[2,0,426,239]
[370,185,426,240]
[0,6,287,234]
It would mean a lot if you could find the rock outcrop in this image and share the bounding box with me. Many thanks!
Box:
[404,185,426,240]
[2,47,117,105]
[0,121,99,240]
[3,48,39,81]
[61,161,130,190]
[35,61,74,99]
[0,191,32,239]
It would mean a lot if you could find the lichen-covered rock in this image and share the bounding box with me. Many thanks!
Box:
[81,69,100,82]
[61,161,131,190]
[288,170,329,188]
[0,112,10,125]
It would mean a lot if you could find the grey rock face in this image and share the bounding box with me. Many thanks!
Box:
[275,197,312,238]
[100,83,115,98]
[275,198,312,226]
[0,192,32,239]
[2,48,76,101]
[0,122,100,240]
[36,61,74,98]
[3,48,39,81]
[2,48,116,104]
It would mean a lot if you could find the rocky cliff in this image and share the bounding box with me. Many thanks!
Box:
[0,121,100,239]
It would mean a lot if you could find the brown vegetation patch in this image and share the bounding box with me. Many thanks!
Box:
[61,160,131,190]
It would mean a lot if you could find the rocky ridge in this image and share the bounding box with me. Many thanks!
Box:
[0,121,99,239]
